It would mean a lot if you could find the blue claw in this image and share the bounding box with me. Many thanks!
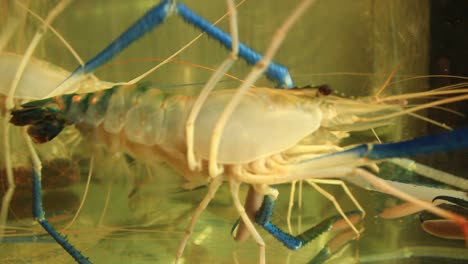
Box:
[332,127,468,161]
[64,0,293,88]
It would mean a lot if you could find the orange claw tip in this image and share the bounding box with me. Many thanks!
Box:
[421,219,468,241]
[419,196,468,245]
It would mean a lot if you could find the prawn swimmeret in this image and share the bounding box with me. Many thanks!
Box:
[2,0,468,263]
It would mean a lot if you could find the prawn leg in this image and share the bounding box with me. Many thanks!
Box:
[63,0,292,90]
[250,195,362,263]
[31,167,90,264]
[254,195,363,250]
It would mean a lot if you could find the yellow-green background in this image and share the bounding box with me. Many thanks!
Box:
[1,0,466,263]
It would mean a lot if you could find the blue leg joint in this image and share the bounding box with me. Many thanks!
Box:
[175,3,293,87]
[328,127,468,161]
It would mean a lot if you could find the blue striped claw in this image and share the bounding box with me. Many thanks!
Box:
[61,0,293,91]
[329,127,468,161]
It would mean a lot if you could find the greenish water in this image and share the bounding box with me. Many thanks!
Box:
[1,1,466,263]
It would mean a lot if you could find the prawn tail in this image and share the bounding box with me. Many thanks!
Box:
[10,102,67,144]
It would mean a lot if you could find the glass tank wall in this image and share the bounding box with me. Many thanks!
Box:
[0,1,466,263]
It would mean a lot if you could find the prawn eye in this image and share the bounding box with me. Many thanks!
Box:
[318,84,332,96]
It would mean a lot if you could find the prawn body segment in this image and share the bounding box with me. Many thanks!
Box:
[11,86,323,171]
[12,85,407,169]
